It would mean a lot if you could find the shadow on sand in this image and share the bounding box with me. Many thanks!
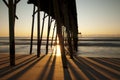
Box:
[0,54,120,80]
[0,54,46,79]
[66,56,120,80]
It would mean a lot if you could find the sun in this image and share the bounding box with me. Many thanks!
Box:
[56,45,61,56]
[53,44,61,56]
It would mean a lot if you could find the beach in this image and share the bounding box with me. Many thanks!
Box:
[0,37,120,79]
[1,0,120,79]
[0,53,120,80]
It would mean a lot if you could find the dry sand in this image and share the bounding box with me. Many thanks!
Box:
[0,53,120,80]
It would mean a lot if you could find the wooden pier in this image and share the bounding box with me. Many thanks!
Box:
[2,0,78,67]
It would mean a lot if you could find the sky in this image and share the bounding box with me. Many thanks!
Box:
[0,0,120,37]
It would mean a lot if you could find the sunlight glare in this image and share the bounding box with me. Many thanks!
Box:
[56,45,61,56]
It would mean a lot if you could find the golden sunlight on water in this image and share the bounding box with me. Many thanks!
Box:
[53,45,61,56]
[56,45,61,56]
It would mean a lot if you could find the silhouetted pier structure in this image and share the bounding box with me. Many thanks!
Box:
[28,0,78,68]
[3,0,78,67]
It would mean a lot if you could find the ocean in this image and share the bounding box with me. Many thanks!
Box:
[0,37,120,58]
[77,37,120,58]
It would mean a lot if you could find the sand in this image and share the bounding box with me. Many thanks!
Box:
[0,53,120,80]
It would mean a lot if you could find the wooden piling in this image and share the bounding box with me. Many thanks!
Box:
[52,0,67,68]
[51,22,56,47]
[62,2,73,59]
[30,5,35,54]
[68,0,78,52]
[39,12,46,52]
[37,6,40,57]
[8,0,15,66]
[45,16,51,54]
[54,31,57,45]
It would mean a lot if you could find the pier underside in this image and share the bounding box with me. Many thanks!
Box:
[27,0,78,67]
[3,0,78,67]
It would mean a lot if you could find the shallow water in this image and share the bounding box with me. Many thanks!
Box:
[0,37,120,58]
[77,46,120,58]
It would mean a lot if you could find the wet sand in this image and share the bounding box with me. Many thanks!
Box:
[0,53,120,80]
